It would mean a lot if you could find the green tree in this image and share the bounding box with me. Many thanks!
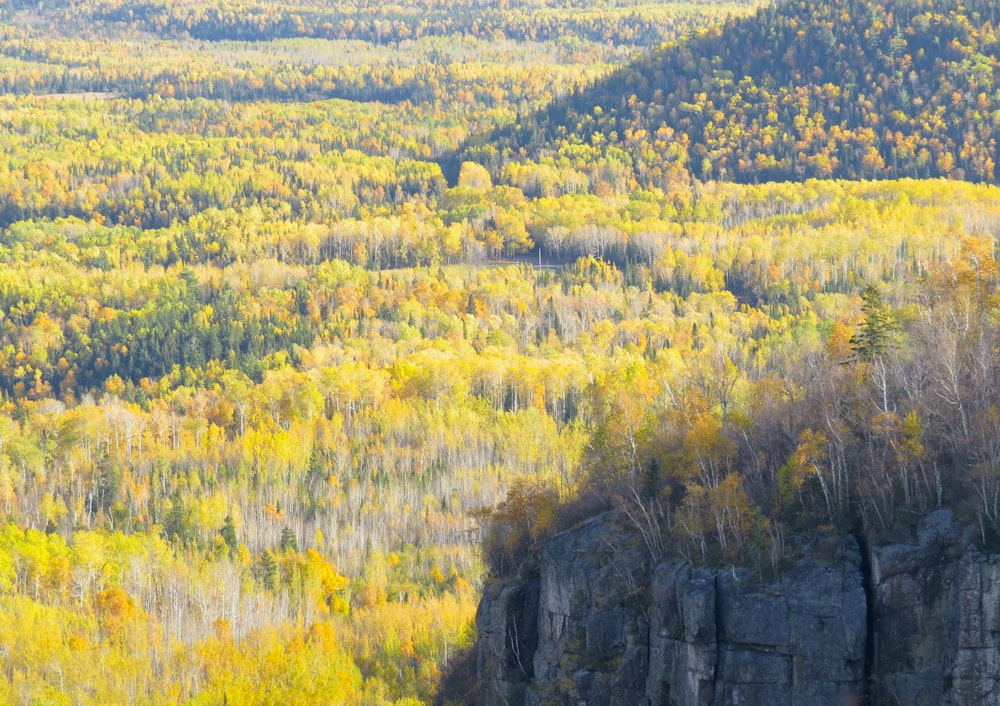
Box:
[279,525,298,553]
[851,284,895,362]
[219,514,238,554]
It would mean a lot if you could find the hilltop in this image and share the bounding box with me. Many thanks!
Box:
[452,0,1000,187]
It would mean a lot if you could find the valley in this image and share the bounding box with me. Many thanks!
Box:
[0,0,996,703]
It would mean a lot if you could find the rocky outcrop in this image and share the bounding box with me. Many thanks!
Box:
[871,510,1000,704]
[530,513,650,706]
[645,548,867,706]
[476,576,541,705]
[474,509,1000,706]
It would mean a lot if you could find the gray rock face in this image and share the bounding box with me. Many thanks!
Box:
[474,509,1000,705]
[529,512,650,706]
[645,561,717,706]
[646,545,867,706]
[476,576,540,705]
[871,510,1000,705]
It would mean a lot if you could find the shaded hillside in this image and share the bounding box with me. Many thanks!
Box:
[452,0,1000,187]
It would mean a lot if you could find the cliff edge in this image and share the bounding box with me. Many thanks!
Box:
[473,510,1000,705]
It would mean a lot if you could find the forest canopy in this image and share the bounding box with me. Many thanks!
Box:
[0,0,998,703]
[452,0,1000,185]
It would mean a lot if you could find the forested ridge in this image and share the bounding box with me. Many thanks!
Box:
[454,0,1000,185]
[0,0,998,703]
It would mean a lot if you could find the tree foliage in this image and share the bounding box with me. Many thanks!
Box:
[456,0,1000,186]
[2,0,1000,702]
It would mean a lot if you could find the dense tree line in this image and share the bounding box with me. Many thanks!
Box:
[1,0,999,702]
[0,176,995,703]
[455,0,1000,186]
[77,0,752,46]
[0,178,995,403]
[0,0,756,101]
[481,235,1000,592]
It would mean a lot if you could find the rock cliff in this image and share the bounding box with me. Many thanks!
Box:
[474,510,1000,705]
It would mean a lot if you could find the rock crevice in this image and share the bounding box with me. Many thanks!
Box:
[475,509,1000,705]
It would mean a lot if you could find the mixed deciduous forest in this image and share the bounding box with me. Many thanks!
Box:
[456,0,1000,184]
[0,0,998,703]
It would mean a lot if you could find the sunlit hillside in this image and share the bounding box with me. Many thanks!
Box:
[0,0,999,704]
